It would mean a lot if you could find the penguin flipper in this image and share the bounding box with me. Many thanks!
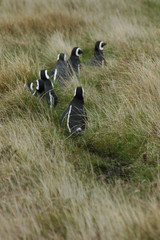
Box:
[44,90,57,108]
[59,106,70,125]
[44,85,52,107]
[44,91,51,106]
[49,67,55,77]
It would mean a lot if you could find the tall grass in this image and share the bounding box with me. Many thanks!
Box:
[0,0,160,239]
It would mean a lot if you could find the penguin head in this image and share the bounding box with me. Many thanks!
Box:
[57,53,66,61]
[29,82,34,91]
[95,41,106,51]
[71,47,83,57]
[24,82,33,91]
[74,86,84,99]
[39,70,50,80]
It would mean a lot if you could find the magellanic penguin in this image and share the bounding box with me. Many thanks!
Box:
[40,70,58,108]
[24,81,34,93]
[49,53,69,87]
[60,86,87,135]
[88,41,106,67]
[24,79,44,97]
[24,70,57,108]
[67,47,83,75]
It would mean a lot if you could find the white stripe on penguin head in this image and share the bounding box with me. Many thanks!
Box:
[75,48,81,57]
[99,41,104,50]
[74,87,84,97]
[64,54,66,61]
[45,70,50,79]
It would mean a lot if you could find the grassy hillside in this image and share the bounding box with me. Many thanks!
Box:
[0,0,160,239]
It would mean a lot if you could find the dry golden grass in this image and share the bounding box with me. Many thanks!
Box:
[0,0,160,239]
[0,117,160,239]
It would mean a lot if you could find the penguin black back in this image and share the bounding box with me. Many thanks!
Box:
[40,69,57,108]
[40,69,49,81]
[68,47,83,74]
[57,53,66,61]
[73,86,84,101]
[60,86,87,134]
[88,41,106,67]
[34,78,45,94]
[49,53,69,87]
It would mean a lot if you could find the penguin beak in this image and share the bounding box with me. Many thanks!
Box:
[102,42,106,47]
[79,49,83,54]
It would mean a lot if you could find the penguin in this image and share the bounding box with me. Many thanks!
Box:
[67,47,83,75]
[60,86,87,135]
[24,81,34,92]
[49,53,69,87]
[33,78,45,97]
[88,41,106,67]
[40,69,57,108]
[24,70,57,108]
[24,79,44,97]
